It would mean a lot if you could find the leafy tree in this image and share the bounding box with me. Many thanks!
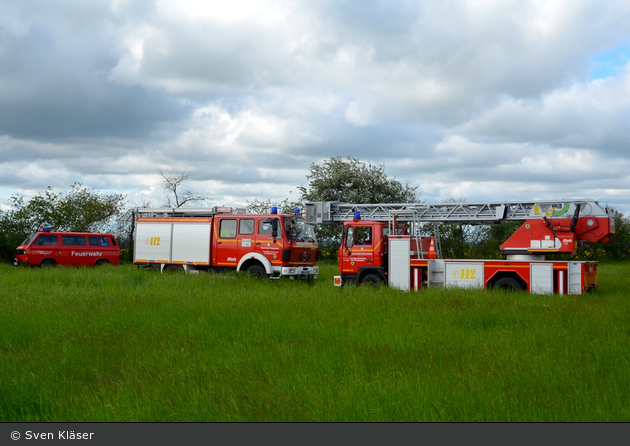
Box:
[298,156,419,204]
[0,183,126,263]
[159,169,209,208]
[298,156,420,258]
[582,208,630,259]
[246,198,303,215]
[473,221,523,259]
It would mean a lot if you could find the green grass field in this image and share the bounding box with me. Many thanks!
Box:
[1,261,629,421]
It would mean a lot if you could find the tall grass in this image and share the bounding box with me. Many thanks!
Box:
[0,261,629,421]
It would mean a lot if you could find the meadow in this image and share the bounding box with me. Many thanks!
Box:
[0,261,628,422]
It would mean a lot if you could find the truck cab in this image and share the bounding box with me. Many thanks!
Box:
[338,219,432,285]
[339,220,388,285]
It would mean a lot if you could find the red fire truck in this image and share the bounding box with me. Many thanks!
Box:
[305,200,615,295]
[14,228,120,267]
[133,206,319,279]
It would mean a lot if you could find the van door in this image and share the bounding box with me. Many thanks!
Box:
[88,235,119,265]
[60,235,89,266]
[214,217,238,268]
[30,234,60,265]
[237,218,256,260]
[256,217,281,266]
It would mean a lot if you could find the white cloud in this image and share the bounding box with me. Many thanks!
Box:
[1,0,630,215]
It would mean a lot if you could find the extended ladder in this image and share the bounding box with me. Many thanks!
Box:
[305,200,611,225]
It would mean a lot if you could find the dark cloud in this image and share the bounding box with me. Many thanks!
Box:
[0,4,190,140]
[0,0,629,214]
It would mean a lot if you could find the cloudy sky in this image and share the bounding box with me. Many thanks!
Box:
[1,0,629,214]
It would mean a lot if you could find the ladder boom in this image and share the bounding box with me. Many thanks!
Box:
[305,200,611,225]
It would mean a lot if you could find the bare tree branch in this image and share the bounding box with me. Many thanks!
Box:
[158,169,209,208]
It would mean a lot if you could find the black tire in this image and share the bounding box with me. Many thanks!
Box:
[492,277,522,292]
[245,264,267,279]
[40,259,56,267]
[360,273,384,286]
[95,259,109,267]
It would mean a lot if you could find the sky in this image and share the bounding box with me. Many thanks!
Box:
[1,0,629,214]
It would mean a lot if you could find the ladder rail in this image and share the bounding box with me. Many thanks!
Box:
[306,200,610,225]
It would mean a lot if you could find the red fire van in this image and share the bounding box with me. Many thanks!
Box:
[14,228,120,267]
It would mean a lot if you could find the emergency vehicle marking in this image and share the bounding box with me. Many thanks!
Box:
[146,237,161,245]
[71,251,103,257]
[533,203,570,217]
[452,268,477,280]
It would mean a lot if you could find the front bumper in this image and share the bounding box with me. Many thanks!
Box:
[280,266,319,279]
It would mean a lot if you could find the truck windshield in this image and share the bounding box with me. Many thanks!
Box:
[284,217,317,242]
[21,233,38,246]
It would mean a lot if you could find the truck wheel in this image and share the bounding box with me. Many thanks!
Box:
[95,259,109,267]
[40,259,56,268]
[360,273,384,286]
[492,277,522,292]
[246,264,267,279]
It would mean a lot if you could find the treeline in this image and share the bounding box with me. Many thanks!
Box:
[0,183,132,263]
[1,159,629,263]
[428,213,630,261]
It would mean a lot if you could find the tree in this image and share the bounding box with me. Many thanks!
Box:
[0,183,126,263]
[246,198,303,215]
[298,156,419,204]
[159,169,209,208]
[475,221,523,259]
[298,156,420,258]
[583,208,630,259]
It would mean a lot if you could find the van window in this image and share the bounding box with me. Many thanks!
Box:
[239,219,255,235]
[259,219,278,235]
[62,236,87,246]
[89,236,111,246]
[354,227,372,245]
[219,219,237,238]
[35,235,58,246]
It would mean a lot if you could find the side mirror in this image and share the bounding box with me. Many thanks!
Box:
[271,219,278,239]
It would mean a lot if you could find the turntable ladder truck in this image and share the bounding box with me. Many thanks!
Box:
[133,206,319,279]
[305,200,614,294]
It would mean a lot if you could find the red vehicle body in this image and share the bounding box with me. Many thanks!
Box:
[336,220,602,294]
[14,228,120,267]
[306,200,614,295]
[133,207,319,279]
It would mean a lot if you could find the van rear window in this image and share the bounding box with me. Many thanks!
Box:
[89,236,111,246]
[62,236,87,246]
